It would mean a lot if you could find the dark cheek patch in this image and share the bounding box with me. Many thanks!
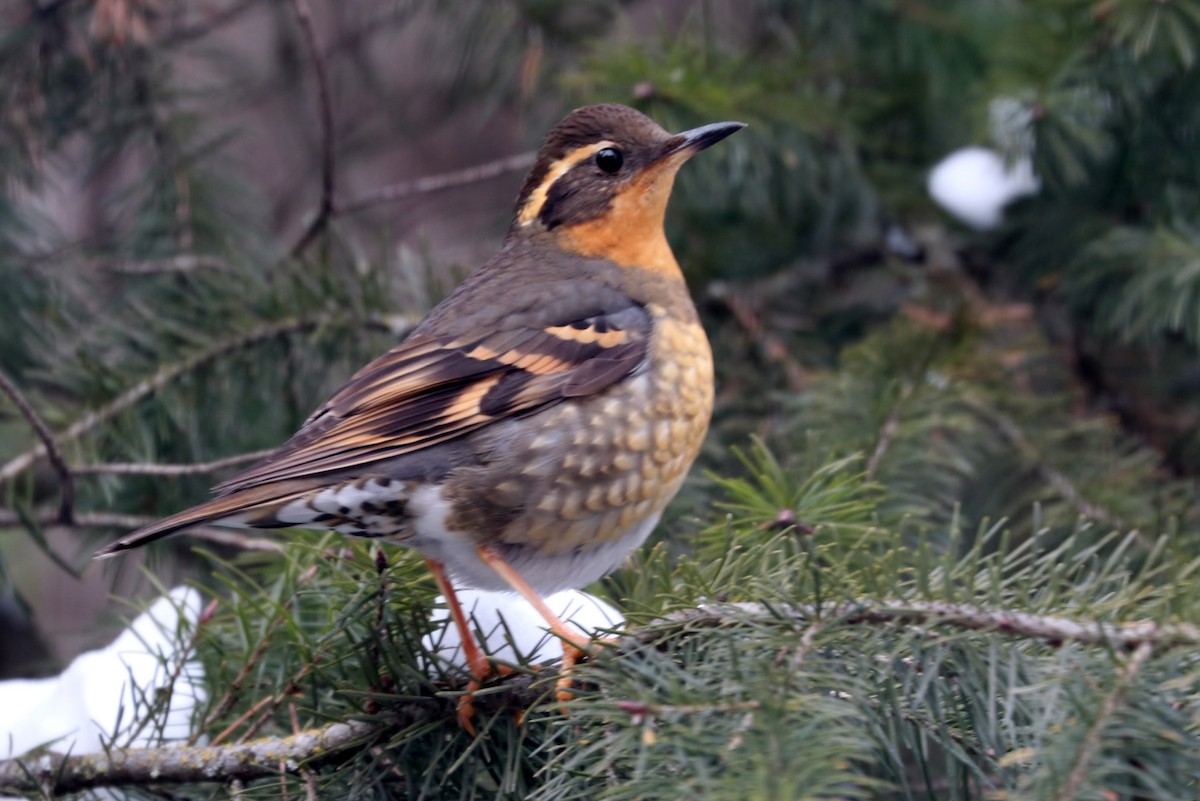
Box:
[539,169,616,229]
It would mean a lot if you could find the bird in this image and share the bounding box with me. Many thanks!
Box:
[95,103,744,729]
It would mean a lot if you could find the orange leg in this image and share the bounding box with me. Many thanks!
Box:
[425,558,511,734]
[475,545,592,707]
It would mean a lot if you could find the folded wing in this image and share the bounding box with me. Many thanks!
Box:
[214,304,651,494]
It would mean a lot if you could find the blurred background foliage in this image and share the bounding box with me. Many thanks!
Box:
[4,0,1200,798]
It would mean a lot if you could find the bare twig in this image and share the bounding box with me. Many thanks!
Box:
[865,410,900,480]
[183,527,285,554]
[233,654,324,744]
[288,702,318,801]
[75,449,274,476]
[0,366,74,523]
[195,623,286,744]
[288,0,336,255]
[1057,640,1153,801]
[334,151,537,216]
[0,509,150,530]
[304,770,318,801]
[212,695,276,747]
[865,385,912,480]
[786,618,823,677]
[635,600,1200,654]
[97,255,231,275]
[196,564,325,746]
[617,699,762,718]
[711,287,808,391]
[161,0,260,47]
[115,594,213,751]
[968,398,1122,529]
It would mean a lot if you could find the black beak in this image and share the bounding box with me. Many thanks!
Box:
[663,120,746,159]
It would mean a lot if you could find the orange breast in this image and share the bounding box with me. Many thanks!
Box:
[482,305,713,555]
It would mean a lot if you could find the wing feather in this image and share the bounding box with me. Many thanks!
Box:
[215,306,650,494]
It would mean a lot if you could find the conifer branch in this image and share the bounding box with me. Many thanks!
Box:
[0,598,1190,795]
[0,315,383,485]
[0,679,552,795]
[641,601,1200,653]
[1056,640,1152,801]
[0,365,75,523]
[0,719,384,795]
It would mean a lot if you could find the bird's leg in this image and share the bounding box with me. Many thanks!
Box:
[425,558,511,734]
[474,545,592,707]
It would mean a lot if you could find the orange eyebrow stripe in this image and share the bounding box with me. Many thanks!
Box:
[517,142,611,226]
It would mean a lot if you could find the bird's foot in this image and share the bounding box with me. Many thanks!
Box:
[426,557,519,735]
[554,634,619,710]
[457,653,515,736]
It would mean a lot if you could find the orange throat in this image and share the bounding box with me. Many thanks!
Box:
[557,164,684,276]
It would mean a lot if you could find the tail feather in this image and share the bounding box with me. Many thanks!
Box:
[94,480,320,559]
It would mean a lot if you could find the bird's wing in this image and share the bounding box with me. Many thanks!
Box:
[214,304,651,493]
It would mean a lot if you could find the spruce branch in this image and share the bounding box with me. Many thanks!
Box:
[638,601,1200,654]
[0,365,75,524]
[1056,641,1153,801]
[0,720,383,795]
[0,314,409,486]
[0,598,1190,795]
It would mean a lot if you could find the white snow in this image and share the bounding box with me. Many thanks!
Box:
[422,588,624,670]
[0,586,206,760]
[927,146,1039,230]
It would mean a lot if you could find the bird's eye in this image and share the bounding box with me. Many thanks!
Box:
[595,147,624,174]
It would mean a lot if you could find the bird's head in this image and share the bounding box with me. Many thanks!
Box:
[511,104,744,274]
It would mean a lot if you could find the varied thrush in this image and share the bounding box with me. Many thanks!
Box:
[96,103,744,728]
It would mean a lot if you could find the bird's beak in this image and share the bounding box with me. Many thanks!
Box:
[661,120,746,161]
